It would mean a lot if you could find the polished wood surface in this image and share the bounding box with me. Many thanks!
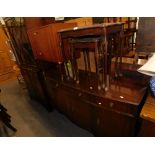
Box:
[59,23,124,91]
[139,94,155,136]
[27,23,77,63]
[4,18,151,136]
[136,17,155,54]
[140,94,155,122]
[65,17,93,27]
[45,62,149,136]
[0,28,14,83]
[24,17,44,30]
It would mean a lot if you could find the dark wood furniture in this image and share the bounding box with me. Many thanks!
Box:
[27,23,77,63]
[3,18,52,110]
[139,93,155,136]
[44,62,149,136]
[3,17,150,136]
[102,17,137,54]
[58,23,124,91]
[40,23,148,136]
[20,64,51,110]
[24,17,55,30]
[136,17,155,56]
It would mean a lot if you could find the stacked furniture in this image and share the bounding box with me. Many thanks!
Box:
[26,20,149,136]
[44,23,148,136]
[4,17,149,136]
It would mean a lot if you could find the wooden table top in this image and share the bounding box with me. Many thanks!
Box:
[140,94,155,123]
[58,23,124,33]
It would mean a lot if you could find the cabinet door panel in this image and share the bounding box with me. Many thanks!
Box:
[45,79,70,115]
[93,107,136,136]
[0,52,13,74]
[71,97,93,130]
[68,89,93,131]
[21,67,47,104]
[28,27,53,61]
[55,85,70,115]
[28,23,77,63]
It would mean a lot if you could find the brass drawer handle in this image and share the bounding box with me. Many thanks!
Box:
[39,52,42,55]
[98,102,102,105]
[109,102,114,108]
[55,83,59,88]
[78,93,82,97]
[33,32,38,35]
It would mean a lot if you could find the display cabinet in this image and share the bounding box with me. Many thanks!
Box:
[27,23,77,63]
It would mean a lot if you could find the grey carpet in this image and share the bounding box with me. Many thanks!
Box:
[0,80,93,137]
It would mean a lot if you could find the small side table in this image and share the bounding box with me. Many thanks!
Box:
[139,94,155,136]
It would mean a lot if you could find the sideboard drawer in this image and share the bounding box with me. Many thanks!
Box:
[88,95,138,117]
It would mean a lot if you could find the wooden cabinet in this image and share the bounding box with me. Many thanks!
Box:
[45,78,70,114]
[45,76,93,131]
[66,87,93,131]
[27,23,77,63]
[93,106,136,136]
[28,26,53,62]
[20,65,51,110]
[0,28,14,83]
[44,64,148,136]
[65,17,93,26]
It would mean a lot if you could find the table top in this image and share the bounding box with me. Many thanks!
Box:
[58,23,124,33]
[140,93,155,122]
[45,62,149,105]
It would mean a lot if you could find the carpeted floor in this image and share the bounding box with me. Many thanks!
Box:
[0,79,93,137]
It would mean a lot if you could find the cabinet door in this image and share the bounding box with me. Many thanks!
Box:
[55,84,71,115]
[0,52,12,73]
[21,67,48,105]
[45,80,93,131]
[68,89,93,131]
[93,107,136,136]
[0,28,13,82]
[28,27,54,62]
[0,28,10,51]
[45,78,70,115]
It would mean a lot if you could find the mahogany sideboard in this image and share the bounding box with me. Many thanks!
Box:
[23,19,149,136]
[44,62,149,136]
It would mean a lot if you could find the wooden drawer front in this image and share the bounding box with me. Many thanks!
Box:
[60,85,138,116]
[87,95,138,117]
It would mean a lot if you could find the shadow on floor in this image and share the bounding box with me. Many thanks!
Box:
[0,80,93,137]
